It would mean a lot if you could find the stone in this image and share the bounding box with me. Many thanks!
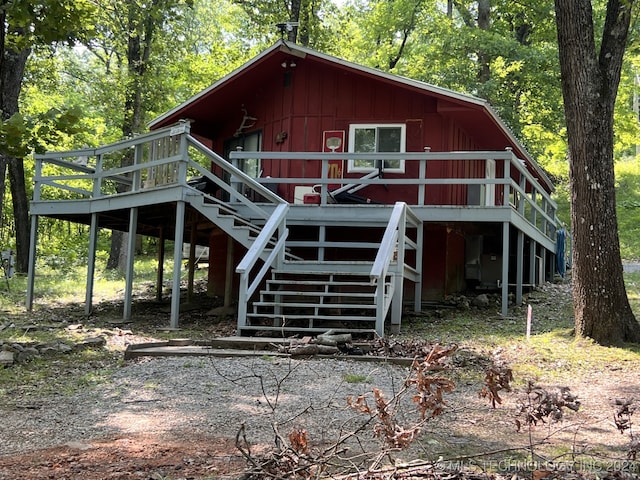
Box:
[76,337,107,350]
[472,294,491,308]
[56,342,75,353]
[0,350,14,367]
[38,347,58,355]
[17,347,40,363]
[206,305,236,317]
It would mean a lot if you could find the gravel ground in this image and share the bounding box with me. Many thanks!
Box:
[2,280,639,479]
[1,355,415,457]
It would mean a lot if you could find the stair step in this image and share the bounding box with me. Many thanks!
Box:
[246,313,377,321]
[253,301,377,309]
[267,279,373,287]
[238,325,378,335]
[274,263,375,275]
[259,290,375,298]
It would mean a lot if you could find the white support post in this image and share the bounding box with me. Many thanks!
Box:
[518,175,526,215]
[26,214,39,311]
[170,200,186,329]
[320,156,329,204]
[224,236,234,308]
[85,213,99,316]
[123,207,138,321]
[237,273,249,332]
[501,222,510,317]
[156,227,165,302]
[503,152,511,207]
[26,158,42,311]
[414,223,423,313]
[418,147,429,206]
[375,285,385,337]
[186,223,197,304]
[529,240,537,286]
[390,208,406,333]
[132,144,143,191]
[516,229,524,306]
[318,225,326,261]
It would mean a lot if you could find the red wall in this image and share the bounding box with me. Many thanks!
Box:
[203,59,499,304]
[208,61,487,206]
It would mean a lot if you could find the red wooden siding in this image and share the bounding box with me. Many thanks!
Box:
[207,61,491,207]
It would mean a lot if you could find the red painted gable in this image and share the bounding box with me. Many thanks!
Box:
[151,41,553,196]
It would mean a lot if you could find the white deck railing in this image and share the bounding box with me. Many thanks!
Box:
[32,122,289,329]
[229,150,558,243]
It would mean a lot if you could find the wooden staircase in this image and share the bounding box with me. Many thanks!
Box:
[241,264,393,336]
[185,183,421,337]
[186,190,300,262]
[179,149,422,338]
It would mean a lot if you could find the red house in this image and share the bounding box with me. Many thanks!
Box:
[28,41,558,337]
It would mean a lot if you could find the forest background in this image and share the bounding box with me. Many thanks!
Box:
[1,0,640,270]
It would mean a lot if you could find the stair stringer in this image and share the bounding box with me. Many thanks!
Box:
[185,191,297,262]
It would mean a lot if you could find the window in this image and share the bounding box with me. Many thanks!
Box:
[224,131,262,178]
[347,124,405,173]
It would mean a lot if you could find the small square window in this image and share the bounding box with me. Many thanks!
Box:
[348,124,405,173]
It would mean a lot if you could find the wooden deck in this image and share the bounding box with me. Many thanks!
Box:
[28,122,558,335]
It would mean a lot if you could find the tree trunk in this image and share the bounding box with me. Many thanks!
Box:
[476,0,491,84]
[7,156,29,272]
[555,0,640,345]
[1,39,31,273]
[0,156,6,227]
[106,0,156,271]
[288,0,302,43]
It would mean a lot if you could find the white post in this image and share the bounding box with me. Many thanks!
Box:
[26,214,39,311]
[85,213,99,316]
[501,222,510,317]
[414,222,423,313]
[516,229,524,306]
[390,207,406,332]
[123,207,138,321]
[170,201,186,329]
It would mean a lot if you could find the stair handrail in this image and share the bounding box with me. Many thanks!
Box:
[184,133,291,329]
[236,202,289,328]
[186,135,286,219]
[370,202,422,334]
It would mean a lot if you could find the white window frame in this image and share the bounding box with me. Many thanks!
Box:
[347,123,406,174]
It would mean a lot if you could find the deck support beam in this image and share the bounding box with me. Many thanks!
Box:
[170,200,186,329]
[529,239,537,286]
[515,229,524,306]
[501,222,510,317]
[224,236,234,307]
[414,224,423,312]
[85,213,99,315]
[123,208,139,320]
[187,222,197,303]
[26,214,39,311]
[156,227,165,301]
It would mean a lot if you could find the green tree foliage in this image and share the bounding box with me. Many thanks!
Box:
[153,0,266,105]
[4,0,640,274]
[0,0,96,272]
[233,0,336,47]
